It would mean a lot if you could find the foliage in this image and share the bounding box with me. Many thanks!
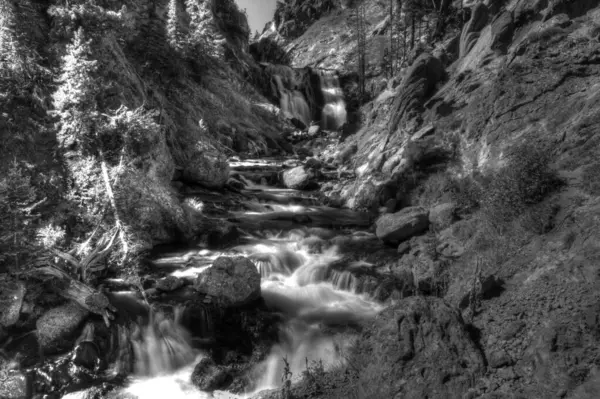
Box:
[0,162,40,271]
[274,0,341,39]
[450,174,485,216]
[482,141,562,231]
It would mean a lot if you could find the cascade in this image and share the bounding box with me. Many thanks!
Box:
[274,75,311,127]
[319,71,347,130]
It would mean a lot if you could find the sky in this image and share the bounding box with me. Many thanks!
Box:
[235,0,279,34]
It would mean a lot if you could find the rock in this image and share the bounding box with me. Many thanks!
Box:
[384,198,397,213]
[182,143,230,189]
[156,276,184,292]
[191,358,231,392]
[429,203,456,231]
[500,320,526,341]
[489,349,513,369]
[376,206,430,245]
[459,3,489,58]
[397,241,411,255]
[0,370,29,399]
[36,302,89,353]
[490,10,514,53]
[352,297,484,398]
[72,341,100,370]
[304,157,322,170]
[336,143,358,165]
[206,223,240,249]
[307,125,320,137]
[296,147,313,160]
[0,281,25,328]
[194,256,261,307]
[282,166,317,190]
[115,170,194,249]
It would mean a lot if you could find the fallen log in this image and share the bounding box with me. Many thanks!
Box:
[35,266,117,327]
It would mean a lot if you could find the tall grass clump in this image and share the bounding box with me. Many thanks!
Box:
[482,141,562,232]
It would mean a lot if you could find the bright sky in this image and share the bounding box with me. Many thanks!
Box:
[235,0,278,34]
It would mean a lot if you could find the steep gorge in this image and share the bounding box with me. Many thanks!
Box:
[2,0,600,399]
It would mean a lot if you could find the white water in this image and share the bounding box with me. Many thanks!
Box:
[274,75,311,127]
[109,229,383,399]
[320,71,347,130]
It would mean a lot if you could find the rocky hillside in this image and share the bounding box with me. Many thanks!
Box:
[256,0,600,398]
[0,0,294,272]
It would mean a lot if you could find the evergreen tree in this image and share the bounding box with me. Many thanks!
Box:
[53,27,99,152]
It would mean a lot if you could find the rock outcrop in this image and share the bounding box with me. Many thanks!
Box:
[36,302,89,353]
[376,206,430,245]
[194,256,261,307]
[350,297,485,399]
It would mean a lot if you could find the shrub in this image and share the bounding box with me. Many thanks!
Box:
[450,174,485,216]
[0,162,39,270]
[415,171,456,208]
[482,141,562,231]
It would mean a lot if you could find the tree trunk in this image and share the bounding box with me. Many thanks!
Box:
[36,266,117,326]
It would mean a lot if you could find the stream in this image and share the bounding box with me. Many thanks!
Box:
[112,159,386,399]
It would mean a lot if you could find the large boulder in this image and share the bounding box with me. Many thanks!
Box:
[0,369,29,399]
[282,166,318,190]
[349,297,485,399]
[376,206,430,244]
[182,143,230,189]
[194,256,261,307]
[191,358,231,392]
[0,281,25,328]
[36,302,89,353]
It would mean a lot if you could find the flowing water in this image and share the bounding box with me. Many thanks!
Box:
[274,75,311,127]
[103,167,383,399]
[320,71,347,130]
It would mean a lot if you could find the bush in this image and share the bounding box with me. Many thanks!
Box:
[0,162,39,270]
[482,141,562,231]
[450,174,485,216]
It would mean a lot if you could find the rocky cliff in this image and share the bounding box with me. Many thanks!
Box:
[257,0,600,398]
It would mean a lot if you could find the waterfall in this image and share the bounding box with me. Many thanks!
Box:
[319,71,347,130]
[130,307,197,377]
[274,75,311,127]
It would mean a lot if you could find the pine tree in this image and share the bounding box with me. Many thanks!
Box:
[53,27,99,152]
[167,0,184,51]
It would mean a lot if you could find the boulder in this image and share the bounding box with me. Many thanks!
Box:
[191,358,231,392]
[307,125,321,137]
[0,369,29,399]
[156,276,184,292]
[282,166,317,190]
[36,302,89,353]
[376,206,430,244]
[0,281,25,328]
[429,203,456,231]
[114,170,194,249]
[351,297,485,398]
[182,143,230,189]
[194,256,261,307]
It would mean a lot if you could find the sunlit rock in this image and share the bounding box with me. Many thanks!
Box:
[376,206,430,245]
[36,302,89,353]
[194,256,261,307]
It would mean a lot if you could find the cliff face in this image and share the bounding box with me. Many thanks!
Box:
[0,0,291,266]
[266,0,600,398]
